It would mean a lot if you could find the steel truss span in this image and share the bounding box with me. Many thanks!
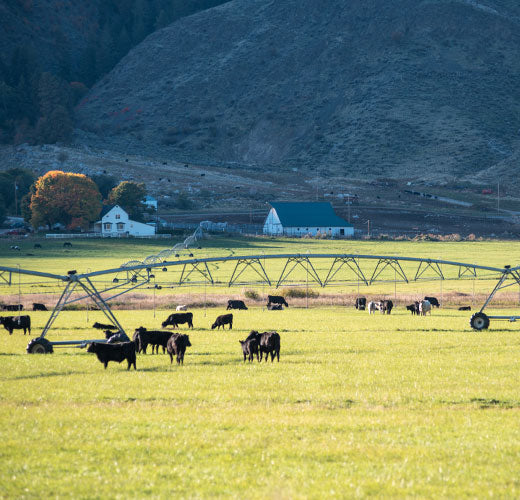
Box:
[0,254,518,344]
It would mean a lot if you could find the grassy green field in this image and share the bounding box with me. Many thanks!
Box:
[1,307,520,498]
[1,237,520,497]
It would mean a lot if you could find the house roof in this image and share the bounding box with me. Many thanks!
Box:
[99,204,117,218]
[269,202,352,227]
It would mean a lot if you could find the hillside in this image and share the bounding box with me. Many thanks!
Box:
[75,0,520,183]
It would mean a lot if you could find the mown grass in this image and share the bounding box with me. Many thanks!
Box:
[1,307,520,498]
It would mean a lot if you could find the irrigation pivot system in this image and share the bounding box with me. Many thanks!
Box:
[0,253,518,353]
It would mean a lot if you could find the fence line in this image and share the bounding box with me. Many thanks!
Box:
[45,233,172,239]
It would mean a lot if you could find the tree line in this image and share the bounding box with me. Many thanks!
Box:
[0,0,228,145]
[0,168,149,231]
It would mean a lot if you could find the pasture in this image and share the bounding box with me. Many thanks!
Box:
[2,306,520,498]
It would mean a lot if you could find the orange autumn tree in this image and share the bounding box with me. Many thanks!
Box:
[30,171,102,230]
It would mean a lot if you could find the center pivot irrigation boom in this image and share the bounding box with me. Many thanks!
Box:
[0,254,517,353]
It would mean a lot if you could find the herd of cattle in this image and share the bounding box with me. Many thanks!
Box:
[1,292,474,369]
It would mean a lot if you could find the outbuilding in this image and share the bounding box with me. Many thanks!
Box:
[263,202,354,237]
[95,205,155,237]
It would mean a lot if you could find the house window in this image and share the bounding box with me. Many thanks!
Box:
[340,229,345,236]
[115,214,120,220]
[104,223,112,231]
[117,223,125,231]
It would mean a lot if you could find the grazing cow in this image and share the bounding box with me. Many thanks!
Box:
[3,304,23,311]
[133,327,173,354]
[10,245,20,251]
[211,313,233,330]
[406,303,419,315]
[367,301,381,314]
[34,243,42,249]
[166,333,192,364]
[87,341,136,370]
[0,315,31,335]
[32,303,47,311]
[162,312,194,329]
[267,295,288,308]
[63,242,72,248]
[381,299,394,315]
[267,304,283,310]
[93,322,116,330]
[226,299,248,310]
[419,300,432,316]
[424,296,440,308]
[355,297,367,310]
[459,306,472,311]
[176,305,188,311]
[239,337,259,362]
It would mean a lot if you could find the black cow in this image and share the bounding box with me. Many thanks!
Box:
[406,303,419,315]
[227,300,248,310]
[93,322,116,330]
[239,337,259,362]
[63,242,72,248]
[166,333,192,364]
[2,304,23,311]
[87,341,136,370]
[162,312,194,329]
[381,299,394,315]
[424,296,440,308]
[32,303,47,311]
[458,306,472,311]
[107,332,130,343]
[133,326,173,354]
[267,304,283,310]
[0,315,31,335]
[355,297,367,310]
[34,243,42,249]
[267,295,288,308]
[211,313,233,330]
[246,330,280,362]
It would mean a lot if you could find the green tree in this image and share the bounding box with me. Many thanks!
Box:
[108,181,146,220]
[30,170,102,230]
[0,168,35,214]
[92,173,117,200]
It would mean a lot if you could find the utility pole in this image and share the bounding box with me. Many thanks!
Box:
[14,181,18,216]
[497,181,500,213]
[367,220,370,239]
[347,195,351,223]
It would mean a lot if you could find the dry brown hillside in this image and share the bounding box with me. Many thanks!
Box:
[75,0,520,185]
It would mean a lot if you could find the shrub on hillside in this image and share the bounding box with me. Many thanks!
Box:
[282,288,319,299]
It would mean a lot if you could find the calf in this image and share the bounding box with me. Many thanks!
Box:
[134,326,173,354]
[227,299,248,310]
[267,304,283,310]
[419,300,432,316]
[93,321,116,330]
[267,295,288,308]
[0,315,31,335]
[166,333,192,364]
[367,301,381,314]
[381,299,393,315]
[355,297,367,310]
[32,303,47,311]
[3,304,23,311]
[211,313,233,330]
[161,312,194,329]
[459,306,472,311]
[239,337,259,362]
[424,296,440,308]
[176,305,188,311]
[406,303,419,315]
[87,341,136,370]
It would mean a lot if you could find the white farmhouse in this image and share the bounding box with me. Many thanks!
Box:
[263,202,354,237]
[95,205,155,237]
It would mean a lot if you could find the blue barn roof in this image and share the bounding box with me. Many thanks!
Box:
[269,202,352,227]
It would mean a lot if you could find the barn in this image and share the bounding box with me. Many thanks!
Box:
[263,202,354,237]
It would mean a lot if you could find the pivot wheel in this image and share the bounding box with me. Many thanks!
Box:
[27,338,54,354]
[470,312,490,331]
